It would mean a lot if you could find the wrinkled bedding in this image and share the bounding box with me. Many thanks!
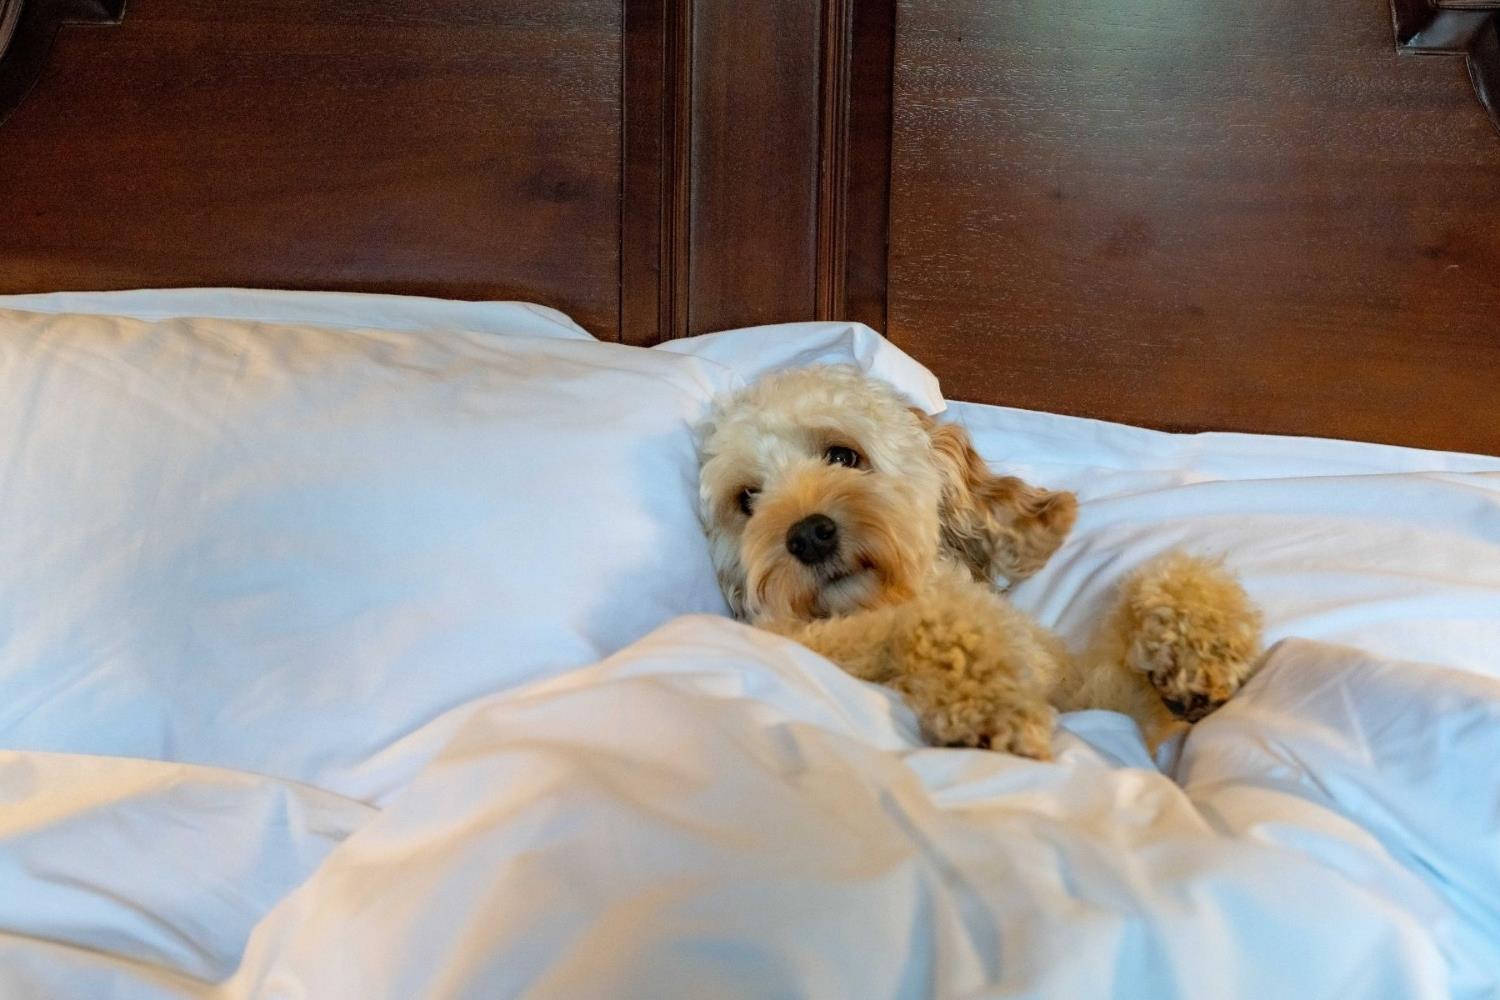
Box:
[5,620,1497,998]
[2,298,1499,998]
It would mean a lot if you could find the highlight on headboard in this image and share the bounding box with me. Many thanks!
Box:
[0,0,125,127]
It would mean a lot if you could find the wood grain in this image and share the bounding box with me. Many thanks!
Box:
[686,0,823,334]
[0,0,622,334]
[621,0,686,346]
[843,0,897,334]
[889,0,1500,453]
[1,0,878,348]
[815,0,853,322]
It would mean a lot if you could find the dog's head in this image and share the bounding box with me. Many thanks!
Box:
[697,366,1077,623]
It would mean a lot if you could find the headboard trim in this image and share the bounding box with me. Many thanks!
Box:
[0,0,126,127]
[1392,1,1500,135]
[0,1,22,62]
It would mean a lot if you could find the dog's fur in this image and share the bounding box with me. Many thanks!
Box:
[697,366,1263,758]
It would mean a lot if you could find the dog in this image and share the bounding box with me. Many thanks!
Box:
[696,365,1263,759]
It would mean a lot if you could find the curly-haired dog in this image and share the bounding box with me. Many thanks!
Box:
[697,366,1263,759]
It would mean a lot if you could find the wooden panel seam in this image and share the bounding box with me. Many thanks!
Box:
[625,0,894,341]
[842,0,896,333]
[816,0,853,320]
[661,0,692,342]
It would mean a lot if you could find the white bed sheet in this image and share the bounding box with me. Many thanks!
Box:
[0,752,372,998]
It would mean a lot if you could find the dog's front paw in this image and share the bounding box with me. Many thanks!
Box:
[889,606,1056,759]
[911,686,1055,760]
[969,702,1056,760]
[1122,553,1263,722]
[900,677,1055,758]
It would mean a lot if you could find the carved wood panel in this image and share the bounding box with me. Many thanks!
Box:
[620,0,891,343]
[1,0,883,347]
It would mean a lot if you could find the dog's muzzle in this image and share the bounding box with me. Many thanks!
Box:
[786,514,839,565]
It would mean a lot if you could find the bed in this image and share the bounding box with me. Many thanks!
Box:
[2,2,1499,998]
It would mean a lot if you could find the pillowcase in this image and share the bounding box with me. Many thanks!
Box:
[0,308,731,801]
[950,401,1500,680]
[656,321,945,414]
[0,288,592,341]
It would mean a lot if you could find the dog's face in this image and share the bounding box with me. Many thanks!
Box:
[698,367,942,622]
[698,366,1078,624]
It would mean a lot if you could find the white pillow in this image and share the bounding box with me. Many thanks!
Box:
[0,288,592,341]
[950,402,1500,679]
[657,321,945,414]
[0,308,730,801]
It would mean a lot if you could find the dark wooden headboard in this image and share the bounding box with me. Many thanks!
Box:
[2,0,1498,453]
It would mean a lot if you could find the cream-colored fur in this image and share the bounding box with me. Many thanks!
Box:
[698,366,1263,759]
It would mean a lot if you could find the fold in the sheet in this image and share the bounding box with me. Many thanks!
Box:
[220,619,1487,999]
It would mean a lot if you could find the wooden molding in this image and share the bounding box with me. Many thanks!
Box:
[1392,0,1500,135]
[843,0,896,334]
[0,0,126,127]
[620,0,692,345]
[815,0,853,321]
[824,0,897,332]
[661,0,692,343]
[622,0,897,342]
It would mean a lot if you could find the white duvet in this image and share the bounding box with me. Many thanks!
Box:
[5,620,1497,999]
[3,296,1500,998]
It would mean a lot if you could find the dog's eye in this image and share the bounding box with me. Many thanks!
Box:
[737,487,759,516]
[824,446,861,469]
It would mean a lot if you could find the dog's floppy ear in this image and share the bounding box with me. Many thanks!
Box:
[917,411,1078,586]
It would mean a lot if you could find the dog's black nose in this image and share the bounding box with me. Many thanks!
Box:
[786,514,839,565]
